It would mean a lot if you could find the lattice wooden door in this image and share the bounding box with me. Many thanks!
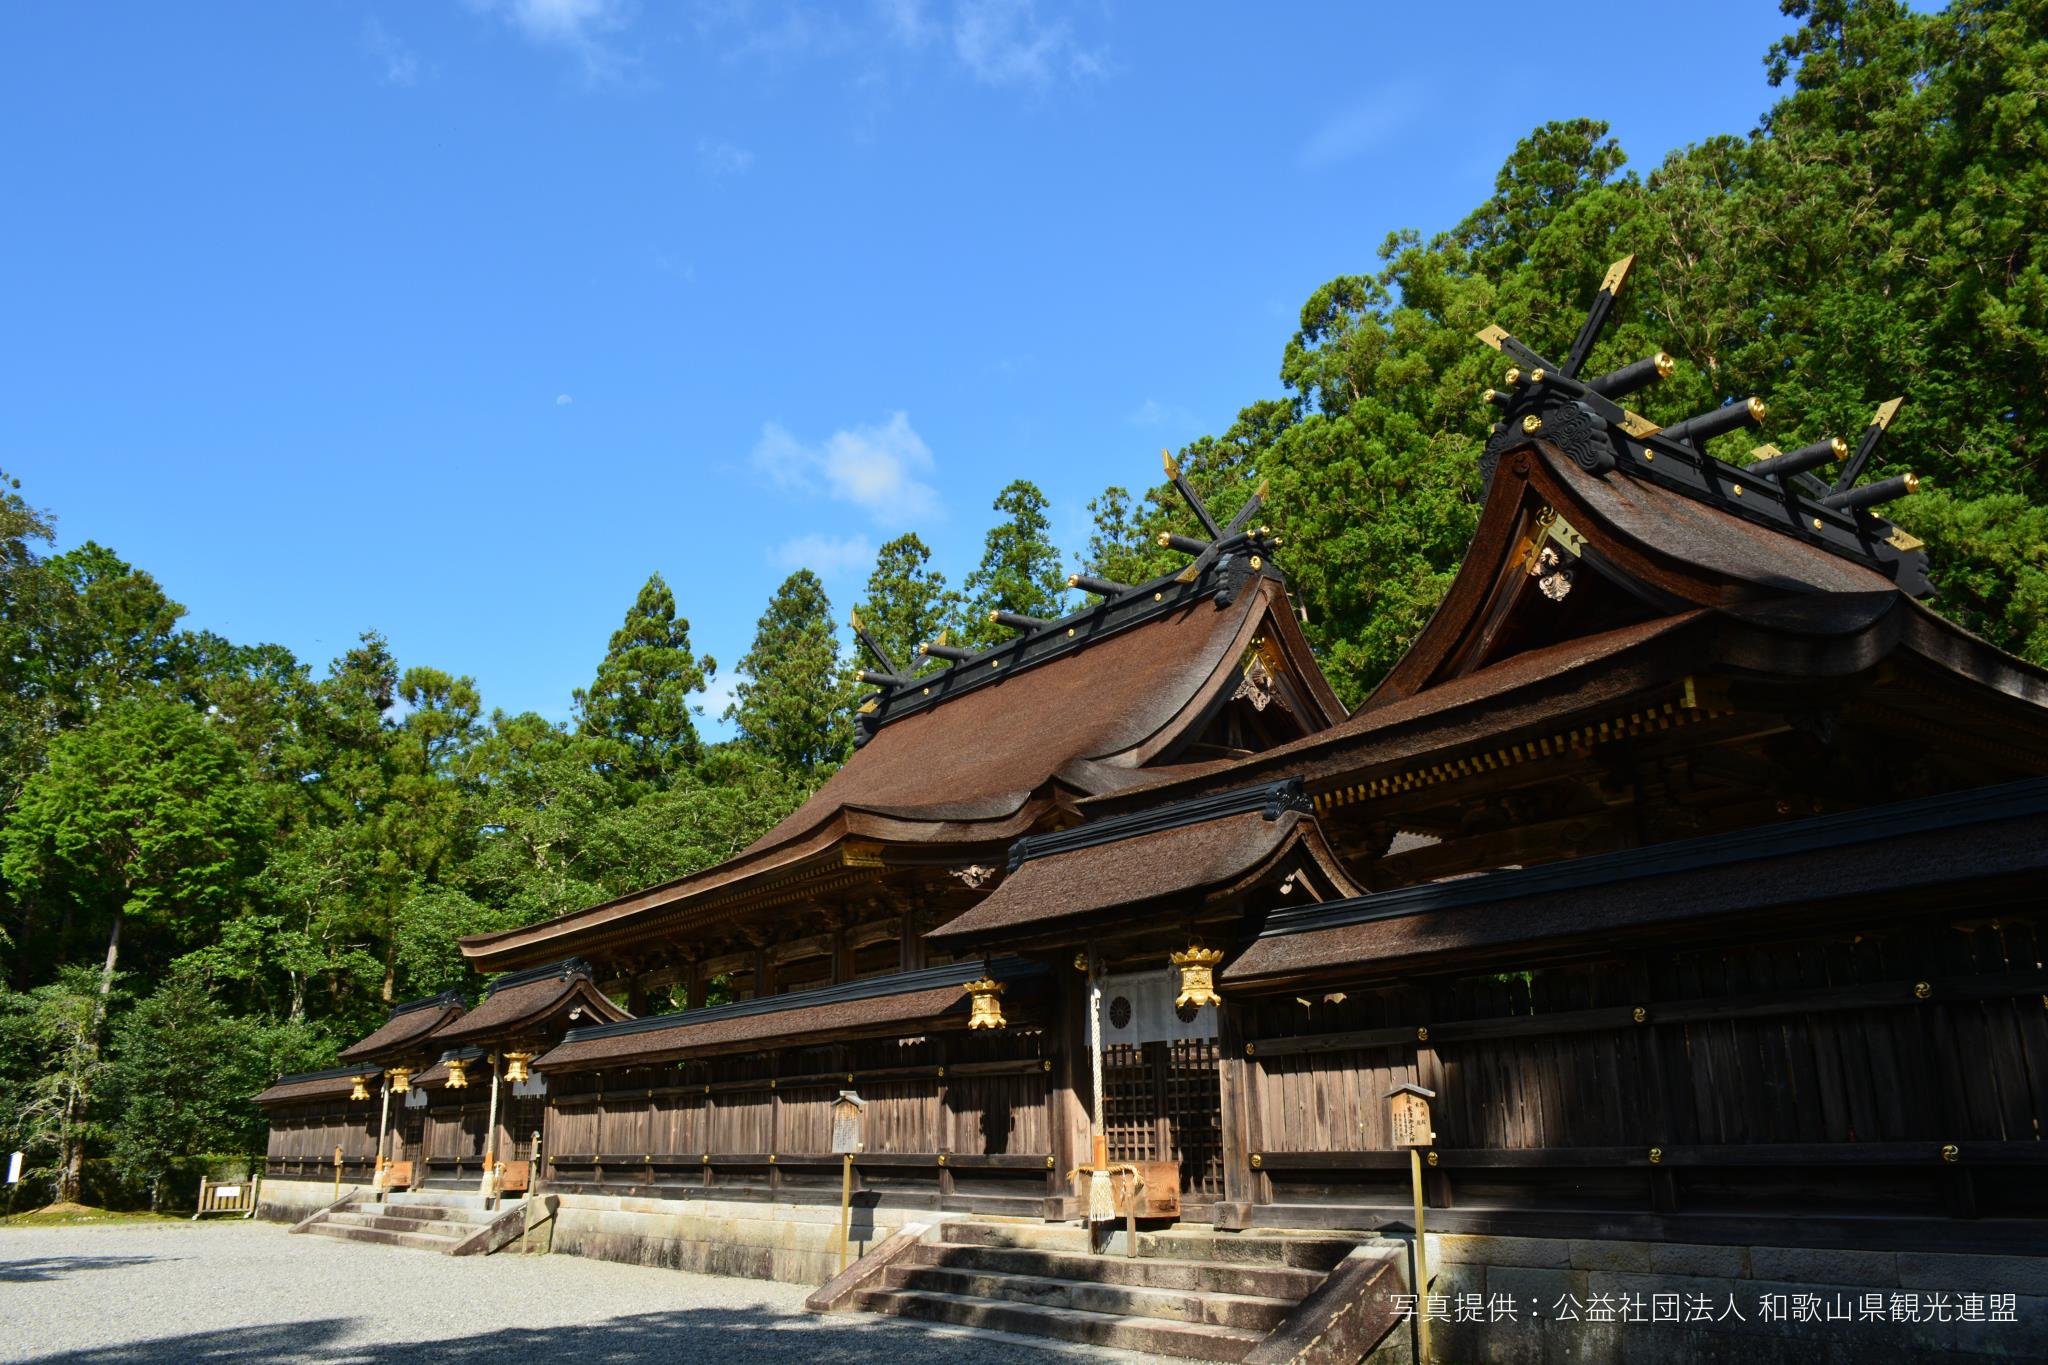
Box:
[1100,1039,1223,1199]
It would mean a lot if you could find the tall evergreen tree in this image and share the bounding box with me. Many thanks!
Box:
[957,480,1070,649]
[574,574,714,790]
[727,570,852,774]
[2,700,263,996]
[852,533,960,677]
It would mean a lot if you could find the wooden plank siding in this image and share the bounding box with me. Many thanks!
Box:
[537,1026,1058,1213]
[263,1101,379,1180]
[1227,908,2048,1242]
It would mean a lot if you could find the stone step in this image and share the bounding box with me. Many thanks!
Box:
[939,1220,1354,1271]
[908,1241,1325,1300]
[385,1190,492,1211]
[882,1264,1293,1333]
[324,1212,474,1239]
[853,1288,1267,1362]
[354,1203,489,1227]
[304,1222,461,1254]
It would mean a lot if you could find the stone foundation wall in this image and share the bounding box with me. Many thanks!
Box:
[255,1176,370,1224]
[548,1193,953,1285]
[1365,1233,2048,1365]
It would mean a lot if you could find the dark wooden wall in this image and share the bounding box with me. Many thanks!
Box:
[1220,903,2048,1251]
[263,1100,379,1180]
[540,1026,1060,1215]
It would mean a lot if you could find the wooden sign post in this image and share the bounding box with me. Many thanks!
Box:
[830,1091,866,1272]
[1387,1083,1437,1364]
[333,1144,344,1200]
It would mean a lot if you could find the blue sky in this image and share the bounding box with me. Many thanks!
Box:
[3,1,1805,734]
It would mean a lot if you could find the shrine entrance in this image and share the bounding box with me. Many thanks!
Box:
[1095,971,1224,1207]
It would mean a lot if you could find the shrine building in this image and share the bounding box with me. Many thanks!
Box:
[255,262,2048,1362]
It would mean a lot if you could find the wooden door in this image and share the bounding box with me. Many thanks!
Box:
[1102,1039,1223,1202]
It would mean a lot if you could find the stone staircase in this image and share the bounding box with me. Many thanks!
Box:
[297,1190,523,1255]
[848,1220,1361,1361]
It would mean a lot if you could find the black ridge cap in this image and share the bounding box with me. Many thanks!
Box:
[854,542,1280,745]
[1005,777,1311,873]
[1609,427,1932,598]
[385,990,465,1017]
[1258,774,2048,942]
[555,957,1048,1046]
[266,1063,383,1086]
[433,1045,487,1065]
[483,956,596,996]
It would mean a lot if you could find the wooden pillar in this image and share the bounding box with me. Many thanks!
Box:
[1628,955,1680,1215]
[1215,1000,1257,1229]
[935,1040,954,1208]
[898,907,924,972]
[832,913,854,985]
[754,945,775,998]
[769,1059,783,1198]
[1413,1028,1452,1209]
[1047,962,1091,1221]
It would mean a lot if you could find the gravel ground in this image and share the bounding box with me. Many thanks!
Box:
[0,1221,1176,1364]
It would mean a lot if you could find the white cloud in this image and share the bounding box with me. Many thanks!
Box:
[556,393,574,405]
[696,137,756,176]
[363,18,421,85]
[707,0,1107,89]
[773,532,876,577]
[1297,87,1417,169]
[949,0,1100,88]
[697,671,739,721]
[464,0,636,81]
[751,411,941,523]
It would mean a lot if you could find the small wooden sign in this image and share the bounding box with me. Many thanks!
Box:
[1386,1081,1436,1148]
[830,1090,866,1155]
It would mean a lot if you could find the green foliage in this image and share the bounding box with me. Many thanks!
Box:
[727,570,853,774]
[4,966,115,1204]
[957,479,1071,649]
[0,0,2039,1209]
[1085,0,2048,699]
[102,966,324,1203]
[573,573,714,790]
[854,533,960,675]
[3,700,264,982]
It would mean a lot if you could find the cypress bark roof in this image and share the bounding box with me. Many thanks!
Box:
[427,959,628,1046]
[533,960,1046,1070]
[336,993,467,1063]
[461,574,1340,973]
[926,781,1360,952]
[254,1066,379,1106]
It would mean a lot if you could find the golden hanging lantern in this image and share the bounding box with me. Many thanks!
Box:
[1171,945,1226,1009]
[445,1056,469,1089]
[503,1051,534,1085]
[388,1066,413,1095]
[349,1075,371,1101]
[963,977,1007,1030]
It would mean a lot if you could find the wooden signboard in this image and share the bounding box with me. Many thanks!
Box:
[830,1090,866,1155]
[1387,1082,1435,1148]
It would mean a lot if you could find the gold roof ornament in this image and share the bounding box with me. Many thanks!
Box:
[387,1066,413,1095]
[503,1051,534,1085]
[963,976,1007,1030]
[1171,944,1226,1010]
[349,1075,371,1102]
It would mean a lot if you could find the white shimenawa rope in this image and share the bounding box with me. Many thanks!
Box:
[1087,977,1114,1223]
